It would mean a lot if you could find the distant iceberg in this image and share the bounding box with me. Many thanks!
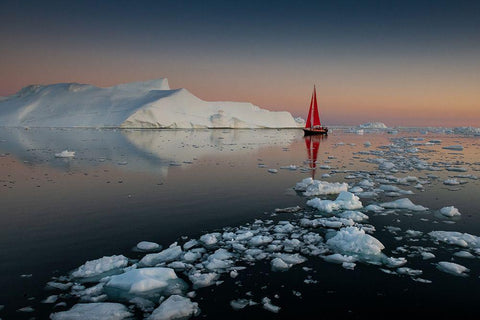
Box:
[358,122,388,129]
[0,79,302,129]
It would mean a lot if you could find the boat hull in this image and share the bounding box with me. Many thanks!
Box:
[303,127,328,136]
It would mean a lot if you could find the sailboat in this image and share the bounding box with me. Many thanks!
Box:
[303,86,328,136]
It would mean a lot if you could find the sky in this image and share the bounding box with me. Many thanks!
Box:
[1,0,479,126]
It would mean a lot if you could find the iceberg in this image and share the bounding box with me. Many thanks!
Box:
[294,178,349,196]
[0,79,301,128]
[306,191,363,213]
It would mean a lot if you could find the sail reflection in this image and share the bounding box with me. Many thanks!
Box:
[304,134,326,179]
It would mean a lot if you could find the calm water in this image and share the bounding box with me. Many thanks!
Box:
[0,127,479,319]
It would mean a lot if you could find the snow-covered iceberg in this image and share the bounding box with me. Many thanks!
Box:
[0,79,301,128]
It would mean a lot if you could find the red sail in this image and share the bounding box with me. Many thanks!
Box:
[304,86,321,129]
[312,86,321,127]
[304,91,314,129]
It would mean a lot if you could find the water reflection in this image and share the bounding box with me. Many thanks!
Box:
[0,128,301,176]
[304,134,326,179]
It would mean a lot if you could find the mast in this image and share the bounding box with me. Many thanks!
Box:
[312,86,321,127]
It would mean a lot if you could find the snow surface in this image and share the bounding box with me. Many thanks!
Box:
[50,302,132,320]
[0,79,301,128]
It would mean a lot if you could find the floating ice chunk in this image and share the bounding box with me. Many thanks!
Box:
[274,206,301,213]
[379,198,427,211]
[436,261,470,277]
[439,206,461,217]
[18,306,34,312]
[364,141,372,147]
[148,295,200,320]
[42,295,58,304]
[358,179,375,188]
[397,267,423,276]
[136,241,161,251]
[139,246,183,267]
[199,233,220,246]
[421,252,436,260]
[446,167,467,172]
[336,210,369,222]
[188,272,219,289]
[405,230,423,237]
[280,165,298,170]
[47,281,73,291]
[294,178,348,196]
[429,231,480,248]
[443,179,460,185]
[323,253,357,264]
[271,258,291,271]
[55,150,75,158]
[249,235,273,246]
[267,169,278,174]
[364,204,384,212]
[183,239,198,250]
[442,145,463,151]
[307,192,362,213]
[349,186,364,193]
[71,255,128,280]
[50,302,132,320]
[275,253,307,265]
[326,227,384,256]
[105,267,185,297]
[453,251,475,259]
[230,299,256,310]
[262,297,280,313]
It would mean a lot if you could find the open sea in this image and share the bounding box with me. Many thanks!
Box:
[0,127,479,319]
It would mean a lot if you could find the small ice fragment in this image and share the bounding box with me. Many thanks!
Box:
[439,206,461,217]
[443,179,460,185]
[71,255,128,279]
[262,297,281,313]
[379,198,427,211]
[436,261,470,276]
[42,295,59,303]
[268,169,278,173]
[17,306,34,312]
[136,241,161,251]
[148,295,200,320]
[55,150,75,158]
[421,252,435,260]
[453,251,475,259]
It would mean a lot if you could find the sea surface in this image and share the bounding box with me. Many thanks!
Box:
[0,127,479,319]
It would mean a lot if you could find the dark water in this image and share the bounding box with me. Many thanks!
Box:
[0,128,479,319]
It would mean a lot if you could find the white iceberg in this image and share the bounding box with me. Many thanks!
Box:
[326,227,384,256]
[0,79,301,128]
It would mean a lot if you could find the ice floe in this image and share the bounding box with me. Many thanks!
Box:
[436,261,470,277]
[294,178,348,196]
[50,302,132,320]
[307,191,362,213]
[379,198,427,211]
[439,206,461,217]
[148,295,200,320]
[71,255,129,281]
[55,150,75,158]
